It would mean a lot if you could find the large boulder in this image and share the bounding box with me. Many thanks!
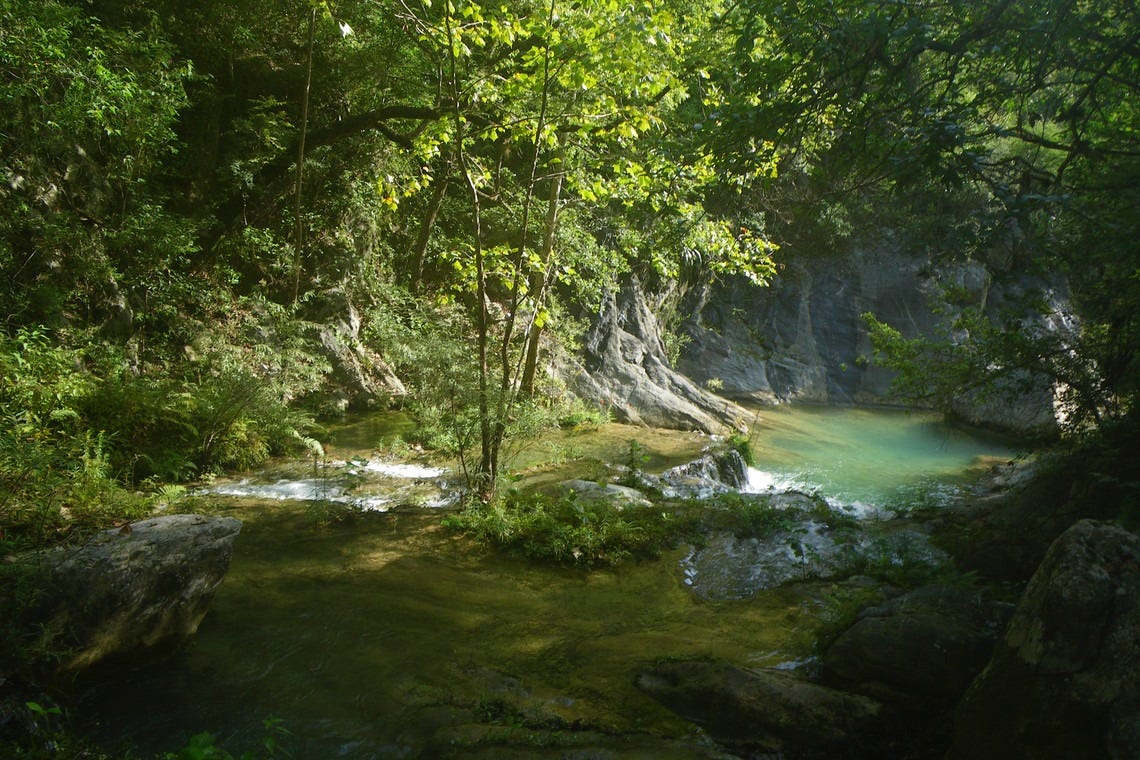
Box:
[36,514,242,673]
[950,520,1140,759]
[636,659,883,754]
[823,585,1012,703]
[554,479,653,508]
[566,276,749,435]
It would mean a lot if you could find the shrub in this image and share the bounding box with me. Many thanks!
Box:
[443,491,691,567]
[727,431,757,467]
[1,330,149,547]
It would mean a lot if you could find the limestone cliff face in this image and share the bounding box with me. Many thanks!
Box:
[564,275,751,435]
[677,242,1065,437]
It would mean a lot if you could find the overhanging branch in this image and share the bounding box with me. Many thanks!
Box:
[204,104,442,250]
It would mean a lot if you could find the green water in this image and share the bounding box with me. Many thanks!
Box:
[746,405,1019,509]
[75,406,1021,757]
[79,505,812,757]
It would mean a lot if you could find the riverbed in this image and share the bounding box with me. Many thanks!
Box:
[75,405,1020,758]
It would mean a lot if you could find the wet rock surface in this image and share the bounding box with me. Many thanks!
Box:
[659,450,749,496]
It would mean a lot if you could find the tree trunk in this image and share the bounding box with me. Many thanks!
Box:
[520,145,565,396]
[291,7,317,304]
[409,166,450,292]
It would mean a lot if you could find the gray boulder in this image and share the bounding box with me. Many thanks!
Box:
[39,514,242,672]
[636,659,883,753]
[950,520,1140,759]
[555,479,652,508]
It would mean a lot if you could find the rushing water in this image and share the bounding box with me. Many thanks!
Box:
[75,405,1021,758]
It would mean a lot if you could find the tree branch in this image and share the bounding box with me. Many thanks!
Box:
[204,104,442,249]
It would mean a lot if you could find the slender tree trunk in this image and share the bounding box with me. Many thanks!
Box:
[292,7,317,304]
[444,4,495,502]
[486,0,560,475]
[520,144,565,396]
[409,165,450,293]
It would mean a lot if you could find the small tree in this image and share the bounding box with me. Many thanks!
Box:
[407,0,777,501]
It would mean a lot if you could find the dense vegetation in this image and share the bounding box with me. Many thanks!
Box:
[2,0,1137,546]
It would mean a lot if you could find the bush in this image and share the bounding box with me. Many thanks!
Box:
[727,431,757,467]
[0,330,149,548]
[443,491,692,566]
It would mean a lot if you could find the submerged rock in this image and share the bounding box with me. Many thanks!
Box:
[636,659,883,754]
[36,514,242,673]
[950,520,1140,759]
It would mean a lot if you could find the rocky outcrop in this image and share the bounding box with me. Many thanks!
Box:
[823,585,1012,703]
[660,450,748,495]
[309,288,406,411]
[636,659,883,754]
[566,276,750,435]
[35,514,242,673]
[951,520,1140,759]
[940,450,1128,582]
[678,243,1065,438]
[681,519,948,601]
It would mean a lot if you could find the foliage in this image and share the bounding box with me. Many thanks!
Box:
[162,717,291,760]
[0,0,194,329]
[383,0,781,500]
[444,487,863,568]
[720,0,1140,436]
[442,490,693,566]
[696,493,797,538]
[0,698,120,760]
[727,431,756,468]
[0,329,149,547]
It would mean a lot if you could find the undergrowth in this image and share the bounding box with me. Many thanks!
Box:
[442,488,862,567]
[442,490,701,566]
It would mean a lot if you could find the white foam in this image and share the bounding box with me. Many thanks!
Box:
[358,460,446,479]
[206,478,346,502]
[741,467,807,495]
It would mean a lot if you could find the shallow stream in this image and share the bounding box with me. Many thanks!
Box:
[76,406,1018,758]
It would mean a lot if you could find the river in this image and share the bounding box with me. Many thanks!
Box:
[75,405,1019,758]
